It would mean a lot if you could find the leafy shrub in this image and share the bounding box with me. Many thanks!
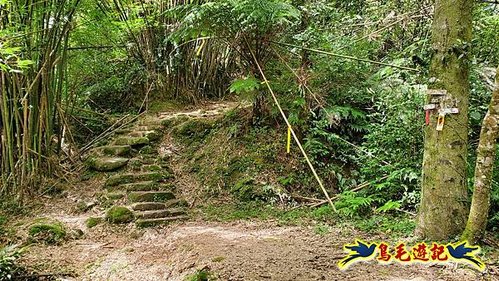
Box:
[85,217,103,228]
[186,268,216,281]
[84,62,146,113]
[231,178,262,202]
[359,67,425,210]
[231,178,289,203]
[334,191,376,218]
[0,245,24,281]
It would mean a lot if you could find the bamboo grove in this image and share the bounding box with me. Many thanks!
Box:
[107,0,237,103]
[0,0,243,195]
[0,0,79,194]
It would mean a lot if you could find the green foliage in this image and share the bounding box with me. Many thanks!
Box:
[376,200,401,213]
[180,0,299,38]
[230,178,289,203]
[186,269,216,281]
[1,0,80,193]
[85,217,103,228]
[334,191,375,218]
[229,76,261,100]
[0,217,6,239]
[82,63,146,113]
[355,214,416,238]
[357,67,425,211]
[473,4,499,64]
[231,177,259,201]
[313,223,331,235]
[0,245,24,281]
[200,201,337,224]
[28,220,67,245]
[304,104,368,165]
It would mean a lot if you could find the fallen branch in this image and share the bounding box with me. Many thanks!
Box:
[79,112,146,155]
[396,208,416,216]
[292,175,391,210]
[291,194,323,202]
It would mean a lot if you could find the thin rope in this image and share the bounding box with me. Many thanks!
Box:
[271,41,420,72]
[244,37,337,212]
[272,47,394,167]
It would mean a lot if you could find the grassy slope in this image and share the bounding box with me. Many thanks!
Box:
[165,106,417,241]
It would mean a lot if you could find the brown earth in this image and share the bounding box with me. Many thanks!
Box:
[18,183,497,281]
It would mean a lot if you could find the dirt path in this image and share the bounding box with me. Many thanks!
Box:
[17,102,498,281]
[22,215,491,281]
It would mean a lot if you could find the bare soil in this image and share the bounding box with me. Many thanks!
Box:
[20,211,496,281]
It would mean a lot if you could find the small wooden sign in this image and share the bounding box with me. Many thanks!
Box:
[423,104,436,110]
[427,89,447,96]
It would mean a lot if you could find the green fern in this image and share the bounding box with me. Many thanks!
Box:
[229,76,260,94]
[334,191,375,217]
[376,200,401,213]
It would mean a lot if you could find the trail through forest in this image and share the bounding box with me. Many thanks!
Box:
[16,103,497,281]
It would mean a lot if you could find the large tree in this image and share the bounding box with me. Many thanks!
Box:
[416,0,473,240]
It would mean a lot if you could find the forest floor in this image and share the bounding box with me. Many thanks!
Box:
[13,102,499,281]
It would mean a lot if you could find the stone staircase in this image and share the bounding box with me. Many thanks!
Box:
[86,120,188,227]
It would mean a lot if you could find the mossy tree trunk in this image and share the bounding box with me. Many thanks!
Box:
[416,0,473,240]
[462,67,499,244]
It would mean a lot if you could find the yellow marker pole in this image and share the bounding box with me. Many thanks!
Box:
[196,39,206,57]
[244,36,337,213]
[287,126,291,153]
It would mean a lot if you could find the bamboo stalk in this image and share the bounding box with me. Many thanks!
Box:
[0,0,80,195]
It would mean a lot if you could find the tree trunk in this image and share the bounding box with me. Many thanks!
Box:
[416,0,473,240]
[462,67,499,244]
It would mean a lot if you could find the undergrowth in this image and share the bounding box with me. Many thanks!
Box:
[198,202,415,238]
[169,107,417,239]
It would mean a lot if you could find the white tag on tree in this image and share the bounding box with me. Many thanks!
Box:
[436,113,445,131]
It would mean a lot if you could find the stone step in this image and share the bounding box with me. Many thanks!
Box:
[105,172,173,187]
[87,157,129,172]
[128,131,161,141]
[130,202,166,211]
[115,128,133,135]
[128,191,176,203]
[134,208,186,220]
[107,181,175,192]
[114,136,149,147]
[99,145,131,157]
[138,119,163,126]
[135,125,163,131]
[130,199,188,211]
[164,199,189,208]
[135,216,188,228]
[142,165,162,172]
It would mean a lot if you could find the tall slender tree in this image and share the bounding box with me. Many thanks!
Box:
[462,67,499,244]
[416,0,473,240]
